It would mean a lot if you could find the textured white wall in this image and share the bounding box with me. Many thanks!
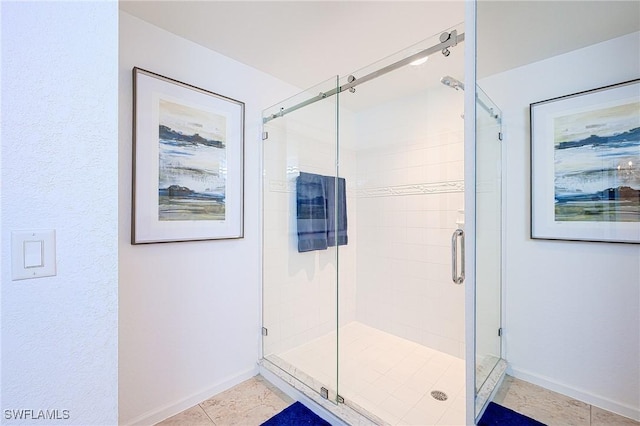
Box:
[1,2,118,425]
[480,31,640,420]
[118,12,299,425]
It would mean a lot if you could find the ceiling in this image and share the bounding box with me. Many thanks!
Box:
[476,1,640,78]
[120,1,465,90]
[120,1,640,109]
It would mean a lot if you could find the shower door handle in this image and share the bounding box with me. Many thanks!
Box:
[451,229,465,284]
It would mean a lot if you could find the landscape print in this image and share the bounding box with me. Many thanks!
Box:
[158,99,227,221]
[554,101,640,222]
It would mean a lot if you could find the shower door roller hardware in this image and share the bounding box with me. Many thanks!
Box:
[337,395,345,404]
[440,31,452,43]
[451,228,465,284]
[262,327,268,336]
[347,75,356,93]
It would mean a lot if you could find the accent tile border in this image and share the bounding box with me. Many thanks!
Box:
[357,180,464,197]
[268,179,464,196]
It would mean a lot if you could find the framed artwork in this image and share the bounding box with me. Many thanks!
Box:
[530,78,639,243]
[132,67,244,244]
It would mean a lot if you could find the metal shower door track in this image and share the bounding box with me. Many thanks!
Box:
[263,30,465,124]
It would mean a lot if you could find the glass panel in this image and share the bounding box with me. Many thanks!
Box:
[262,76,340,402]
[336,25,467,424]
[475,86,503,393]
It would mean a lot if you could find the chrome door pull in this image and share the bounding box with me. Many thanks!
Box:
[451,229,465,284]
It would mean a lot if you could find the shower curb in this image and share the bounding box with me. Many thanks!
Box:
[260,358,387,426]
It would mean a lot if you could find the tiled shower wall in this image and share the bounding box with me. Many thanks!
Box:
[353,86,465,358]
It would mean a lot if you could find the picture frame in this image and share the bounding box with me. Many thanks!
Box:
[530,78,640,244]
[132,67,244,244]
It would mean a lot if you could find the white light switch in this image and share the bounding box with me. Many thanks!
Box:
[24,240,44,268]
[12,230,56,280]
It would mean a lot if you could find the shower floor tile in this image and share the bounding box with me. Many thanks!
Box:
[277,321,466,425]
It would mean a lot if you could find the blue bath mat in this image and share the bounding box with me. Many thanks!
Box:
[479,402,547,426]
[261,402,331,426]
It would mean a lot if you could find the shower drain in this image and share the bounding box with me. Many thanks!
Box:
[430,390,448,401]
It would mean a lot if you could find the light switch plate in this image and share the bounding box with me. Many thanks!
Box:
[11,230,56,280]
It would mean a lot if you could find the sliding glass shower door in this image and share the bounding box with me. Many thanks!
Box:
[262,77,340,403]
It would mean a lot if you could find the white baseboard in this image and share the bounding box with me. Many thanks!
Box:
[121,366,259,426]
[509,366,640,422]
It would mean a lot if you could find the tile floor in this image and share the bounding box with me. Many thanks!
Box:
[155,376,292,426]
[276,322,466,425]
[157,372,640,426]
[493,375,640,426]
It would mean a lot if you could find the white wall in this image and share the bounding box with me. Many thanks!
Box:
[354,86,466,358]
[480,31,640,420]
[1,2,118,425]
[118,12,299,425]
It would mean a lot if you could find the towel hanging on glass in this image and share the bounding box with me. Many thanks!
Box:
[296,172,348,253]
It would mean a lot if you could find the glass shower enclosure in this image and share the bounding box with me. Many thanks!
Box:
[474,87,504,413]
[262,75,341,403]
[262,24,504,425]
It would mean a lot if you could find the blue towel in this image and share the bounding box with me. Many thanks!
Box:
[296,172,329,252]
[324,176,348,247]
[296,172,348,253]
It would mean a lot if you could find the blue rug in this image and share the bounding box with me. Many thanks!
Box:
[261,402,331,426]
[479,402,547,426]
